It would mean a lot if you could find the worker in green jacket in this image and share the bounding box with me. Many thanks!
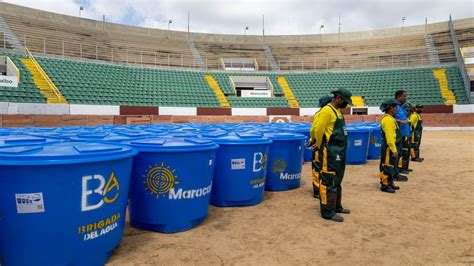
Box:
[379,99,403,193]
[309,95,333,199]
[410,104,424,162]
[312,88,352,222]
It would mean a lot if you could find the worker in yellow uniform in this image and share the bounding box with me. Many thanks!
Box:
[410,104,424,162]
[312,88,352,222]
[379,99,402,193]
[309,95,333,199]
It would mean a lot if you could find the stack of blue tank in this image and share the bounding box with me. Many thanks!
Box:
[0,121,382,265]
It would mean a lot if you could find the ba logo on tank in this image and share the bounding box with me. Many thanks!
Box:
[81,172,120,212]
[253,152,268,172]
[143,162,211,200]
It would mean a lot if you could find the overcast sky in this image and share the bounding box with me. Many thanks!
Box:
[5,0,474,35]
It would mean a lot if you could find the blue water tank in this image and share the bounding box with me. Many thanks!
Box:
[360,125,381,160]
[0,135,62,148]
[0,142,137,265]
[70,131,155,143]
[202,132,272,207]
[346,128,371,165]
[262,133,306,191]
[124,138,218,233]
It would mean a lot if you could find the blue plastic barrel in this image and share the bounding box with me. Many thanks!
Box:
[0,142,137,265]
[124,138,218,233]
[346,128,371,165]
[202,132,272,207]
[263,133,306,191]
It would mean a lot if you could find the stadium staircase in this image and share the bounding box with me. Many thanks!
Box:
[424,34,441,65]
[188,39,206,69]
[277,75,300,108]
[262,43,279,71]
[21,50,67,104]
[204,74,230,108]
[433,68,457,105]
[351,96,365,107]
[0,15,23,50]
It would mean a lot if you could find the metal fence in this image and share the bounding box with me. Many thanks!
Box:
[0,32,458,72]
[448,16,472,95]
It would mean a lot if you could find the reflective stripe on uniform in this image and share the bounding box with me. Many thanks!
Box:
[380,171,389,186]
[322,146,336,175]
[319,181,327,204]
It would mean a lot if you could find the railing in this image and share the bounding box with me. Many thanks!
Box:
[0,32,458,72]
[448,16,472,97]
[25,47,63,103]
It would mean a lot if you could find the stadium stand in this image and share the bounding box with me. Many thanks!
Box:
[36,56,221,107]
[285,66,469,107]
[0,3,472,109]
[0,3,472,71]
[2,52,467,108]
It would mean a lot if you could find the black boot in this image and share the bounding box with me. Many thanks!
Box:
[400,160,412,174]
[336,208,351,214]
[400,169,410,174]
[325,214,344,222]
[394,174,408,182]
[411,150,424,162]
[390,184,400,190]
[313,187,320,199]
[381,185,396,193]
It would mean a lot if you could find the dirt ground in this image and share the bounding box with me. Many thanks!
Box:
[108,131,474,265]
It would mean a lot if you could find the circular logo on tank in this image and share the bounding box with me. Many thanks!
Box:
[144,162,180,198]
[272,159,287,174]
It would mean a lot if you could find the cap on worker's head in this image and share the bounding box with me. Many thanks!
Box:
[380,99,397,112]
[331,88,353,105]
[318,95,333,107]
[403,102,414,111]
[415,104,424,108]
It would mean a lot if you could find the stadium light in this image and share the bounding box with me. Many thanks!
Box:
[244,26,249,36]
[401,16,406,35]
[168,20,173,38]
[79,6,84,18]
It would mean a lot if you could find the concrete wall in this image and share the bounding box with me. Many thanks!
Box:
[231,108,267,116]
[69,104,120,115]
[453,104,474,114]
[1,102,474,116]
[1,113,474,128]
[159,107,197,116]
[0,102,120,115]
